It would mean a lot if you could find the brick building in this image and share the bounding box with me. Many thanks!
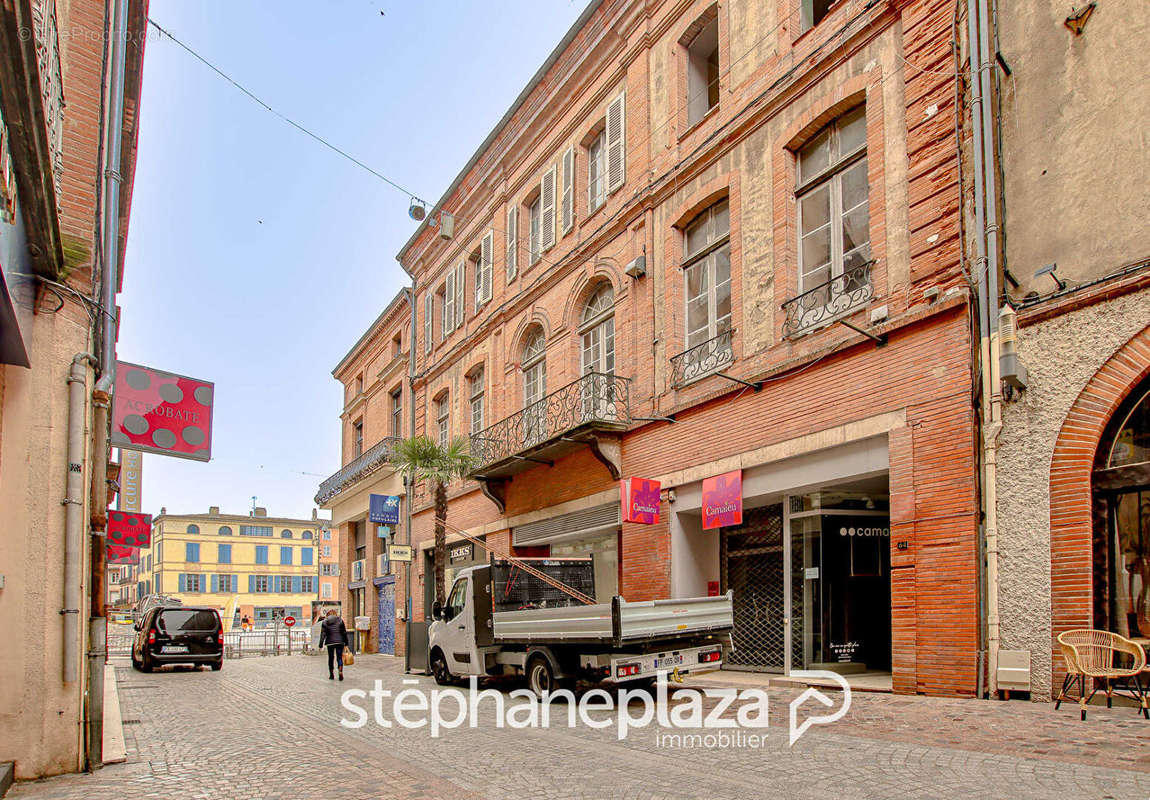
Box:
[367,0,982,696]
[0,0,148,778]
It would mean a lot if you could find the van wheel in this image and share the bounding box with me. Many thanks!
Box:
[210,659,223,671]
[431,651,454,686]
[527,657,555,697]
[131,652,142,671]
[140,654,154,673]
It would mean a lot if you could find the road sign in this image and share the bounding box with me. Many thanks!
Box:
[388,544,413,562]
[283,616,296,628]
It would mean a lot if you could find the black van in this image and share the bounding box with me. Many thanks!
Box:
[132,605,223,672]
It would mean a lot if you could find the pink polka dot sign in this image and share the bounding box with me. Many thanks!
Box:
[106,544,140,565]
[110,361,214,462]
[107,510,152,548]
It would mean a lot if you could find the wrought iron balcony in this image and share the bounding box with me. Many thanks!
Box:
[314,436,401,506]
[468,372,630,477]
[671,330,735,388]
[782,260,875,339]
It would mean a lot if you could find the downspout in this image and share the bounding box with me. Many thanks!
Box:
[405,281,417,669]
[63,353,97,684]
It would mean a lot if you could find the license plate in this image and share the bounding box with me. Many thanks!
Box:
[655,654,683,669]
[161,645,188,653]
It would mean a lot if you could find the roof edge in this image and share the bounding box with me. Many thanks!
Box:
[332,286,411,377]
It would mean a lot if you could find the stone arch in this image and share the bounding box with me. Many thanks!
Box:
[563,265,620,332]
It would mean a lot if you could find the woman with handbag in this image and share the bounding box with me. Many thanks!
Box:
[318,609,349,680]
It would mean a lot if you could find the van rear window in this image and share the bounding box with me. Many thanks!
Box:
[158,609,218,632]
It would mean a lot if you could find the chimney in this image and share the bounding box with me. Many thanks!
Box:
[209,506,220,515]
[312,508,317,520]
[254,507,267,518]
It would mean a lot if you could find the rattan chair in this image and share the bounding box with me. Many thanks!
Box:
[1055,629,1148,720]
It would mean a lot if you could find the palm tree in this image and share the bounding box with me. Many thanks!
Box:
[388,434,473,606]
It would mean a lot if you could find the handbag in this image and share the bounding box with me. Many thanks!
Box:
[343,648,354,666]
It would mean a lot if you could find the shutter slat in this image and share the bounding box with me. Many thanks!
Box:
[506,207,517,280]
[443,271,454,337]
[455,262,465,327]
[606,91,626,193]
[541,166,556,251]
[481,230,494,304]
[561,147,574,234]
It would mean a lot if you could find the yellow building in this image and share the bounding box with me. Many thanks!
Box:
[136,506,327,630]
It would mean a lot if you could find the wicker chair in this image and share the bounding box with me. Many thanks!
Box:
[1055,629,1148,720]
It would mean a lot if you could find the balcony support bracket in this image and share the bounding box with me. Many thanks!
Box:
[716,373,763,391]
[836,319,887,346]
[588,433,623,480]
[475,476,509,514]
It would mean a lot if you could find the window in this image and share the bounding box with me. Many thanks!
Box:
[301,547,314,566]
[323,545,332,557]
[303,530,313,540]
[424,292,434,352]
[301,576,316,593]
[391,388,403,437]
[218,526,232,536]
[605,91,626,194]
[323,530,332,541]
[276,576,293,593]
[180,574,203,593]
[580,285,616,376]
[322,583,333,599]
[186,524,200,535]
[686,13,720,126]
[321,563,336,576]
[444,577,469,621]
[474,231,493,307]
[801,0,838,31]
[506,206,518,280]
[354,373,364,395]
[254,575,270,593]
[281,529,293,539]
[240,525,273,537]
[523,329,547,443]
[587,131,606,213]
[185,542,200,563]
[528,195,542,266]
[796,106,869,298]
[352,420,364,459]
[469,368,485,435]
[392,332,402,357]
[280,546,293,565]
[218,574,237,593]
[683,199,732,349]
[217,544,232,564]
[256,545,269,565]
[440,264,465,336]
[436,393,450,449]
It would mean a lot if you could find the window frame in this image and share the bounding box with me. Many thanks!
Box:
[390,387,403,438]
[682,199,733,350]
[579,285,616,376]
[522,330,547,408]
[352,419,364,459]
[587,131,606,214]
[528,195,542,266]
[436,393,450,449]
[469,368,485,435]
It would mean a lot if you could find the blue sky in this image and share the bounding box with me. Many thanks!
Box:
[121,1,587,520]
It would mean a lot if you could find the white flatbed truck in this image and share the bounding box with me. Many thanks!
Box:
[427,557,734,694]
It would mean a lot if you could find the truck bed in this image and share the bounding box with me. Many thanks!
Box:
[491,592,733,646]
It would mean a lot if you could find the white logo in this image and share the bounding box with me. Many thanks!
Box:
[787,670,852,746]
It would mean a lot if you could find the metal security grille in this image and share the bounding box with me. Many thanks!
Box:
[721,504,785,672]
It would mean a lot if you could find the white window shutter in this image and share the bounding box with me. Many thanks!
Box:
[541,166,556,251]
[480,230,494,304]
[424,292,433,353]
[442,272,454,337]
[561,146,574,234]
[606,90,626,193]
[506,206,517,280]
[455,261,465,328]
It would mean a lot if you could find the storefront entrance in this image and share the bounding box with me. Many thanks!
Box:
[720,505,787,671]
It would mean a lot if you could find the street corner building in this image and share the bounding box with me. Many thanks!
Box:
[132,506,328,630]
[0,0,149,781]
[330,0,988,696]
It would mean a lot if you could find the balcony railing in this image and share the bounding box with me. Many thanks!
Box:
[670,330,734,388]
[469,372,630,473]
[314,436,401,506]
[782,260,875,339]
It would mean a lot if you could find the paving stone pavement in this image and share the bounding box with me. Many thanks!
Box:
[9,654,1150,800]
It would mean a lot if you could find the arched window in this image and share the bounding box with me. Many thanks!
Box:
[281,529,293,539]
[218,526,232,536]
[1107,386,1150,468]
[302,530,313,540]
[186,524,200,535]
[435,391,451,449]
[579,284,615,376]
[522,328,547,443]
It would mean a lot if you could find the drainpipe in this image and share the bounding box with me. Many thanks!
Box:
[967,0,1003,696]
[405,283,417,657]
[64,353,97,684]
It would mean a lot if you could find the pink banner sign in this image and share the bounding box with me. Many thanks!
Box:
[621,477,661,524]
[107,509,152,548]
[702,469,742,530]
[110,361,214,462]
[106,544,140,565]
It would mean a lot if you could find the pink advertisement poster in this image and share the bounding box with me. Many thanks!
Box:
[107,509,152,548]
[702,469,743,530]
[110,361,214,462]
[621,477,661,524]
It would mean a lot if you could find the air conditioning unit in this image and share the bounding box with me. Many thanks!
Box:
[352,559,365,582]
[997,649,1031,693]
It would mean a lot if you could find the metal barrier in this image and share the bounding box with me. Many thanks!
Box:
[223,629,312,658]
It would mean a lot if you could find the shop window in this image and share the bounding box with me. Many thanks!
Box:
[685,10,720,126]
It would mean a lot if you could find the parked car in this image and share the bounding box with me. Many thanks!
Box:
[131,593,183,625]
[132,605,223,672]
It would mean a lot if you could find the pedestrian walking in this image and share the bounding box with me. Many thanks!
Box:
[318,609,348,681]
[241,614,252,632]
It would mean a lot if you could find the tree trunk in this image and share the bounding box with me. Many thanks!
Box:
[434,480,448,605]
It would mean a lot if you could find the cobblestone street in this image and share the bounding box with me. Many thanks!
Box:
[10,655,1150,800]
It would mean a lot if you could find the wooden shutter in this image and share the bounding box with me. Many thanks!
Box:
[480,230,494,304]
[442,272,454,337]
[179,574,186,592]
[424,292,433,352]
[506,206,518,279]
[561,146,574,234]
[541,166,556,251]
[606,90,626,193]
[211,574,219,593]
[455,261,465,328]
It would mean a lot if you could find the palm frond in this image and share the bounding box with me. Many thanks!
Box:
[389,434,474,486]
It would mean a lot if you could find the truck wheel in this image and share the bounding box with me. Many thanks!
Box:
[431,651,454,686]
[527,656,555,697]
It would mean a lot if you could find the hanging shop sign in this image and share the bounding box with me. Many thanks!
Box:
[106,543,140,565]
[702,469,743,530]
[110,361,214,462]
[449,543,474,563]
[620,477,661,524]
[107,509,152,547]
[118,448,142,512]
[369,493,401,525]
[388,544,413,562]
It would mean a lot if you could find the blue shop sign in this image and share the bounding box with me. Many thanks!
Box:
[369,494,401,525]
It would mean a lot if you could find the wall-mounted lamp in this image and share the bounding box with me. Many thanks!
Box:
[664,488,677,504]
[408,199,427,221]
[1034,262,1066,291]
